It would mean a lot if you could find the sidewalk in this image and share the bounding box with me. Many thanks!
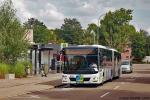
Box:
[0,73,62,99]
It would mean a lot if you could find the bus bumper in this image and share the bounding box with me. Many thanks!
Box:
[62,73,102,84]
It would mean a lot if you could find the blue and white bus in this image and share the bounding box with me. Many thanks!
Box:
[61,45,121,85]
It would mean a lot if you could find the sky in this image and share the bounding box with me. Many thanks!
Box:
[0,0,150,34]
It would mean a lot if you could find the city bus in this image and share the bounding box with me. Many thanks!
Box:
[61,45,121,85]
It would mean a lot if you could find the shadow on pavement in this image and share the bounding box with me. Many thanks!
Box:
[39,78,119,88]
[30,89,150,100]
[134,71,150,74]
[54,83,103,88]
[115,76,150,84]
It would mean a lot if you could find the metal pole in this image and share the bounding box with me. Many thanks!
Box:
[94,34,95,44]
[91,30,95,44]
[39,50,41,74]
[97,14,105,44]
[34,49,37,75]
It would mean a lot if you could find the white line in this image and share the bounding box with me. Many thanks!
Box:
[121,82,125,85]
[13,95,40,99]
[113,86,120,90]
[100,92,110,98]
[126,78,135,81]
[130,76,134,78]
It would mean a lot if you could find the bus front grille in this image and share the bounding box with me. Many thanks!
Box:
[69,78,90,81]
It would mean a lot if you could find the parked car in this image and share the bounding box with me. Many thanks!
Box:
[121,60,133,73]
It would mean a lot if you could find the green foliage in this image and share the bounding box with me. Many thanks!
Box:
[24,18,62,44]
[60,18,83,44]
[100,8,133,51]
[0,0,29,64]
[47,29,65,44]
[0,63,9,78]
[140,29,150,56]
[24,18,48,43]
[0,61,30,78]
[14,62,26,78]
[87,23,98,34]
[21,60,32,69]
[82,29,95,45]
[82,23,99,45]
[100,8,149,60]
[131,31,147,59]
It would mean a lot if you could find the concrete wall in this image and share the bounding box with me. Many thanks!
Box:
[143,56,150,62]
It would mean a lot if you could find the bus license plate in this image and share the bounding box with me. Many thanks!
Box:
[76,75,84,83]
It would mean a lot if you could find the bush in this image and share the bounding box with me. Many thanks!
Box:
[21,61,32,69]
[14,62,26,78]
[0,63,9,78]
[0,61,31,78]
[22,61,32,75]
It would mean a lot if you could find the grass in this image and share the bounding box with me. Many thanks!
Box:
[0,61,32,78]
[14,62,26,78]
[0,63,9,78]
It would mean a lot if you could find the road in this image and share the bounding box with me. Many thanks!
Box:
[7,64,150,100]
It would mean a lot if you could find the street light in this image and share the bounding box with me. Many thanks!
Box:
[90,30,96,44]
[97,14,105,44]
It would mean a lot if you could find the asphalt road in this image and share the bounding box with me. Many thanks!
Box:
[7,64,150,100]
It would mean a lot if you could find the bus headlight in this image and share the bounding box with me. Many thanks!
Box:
[93,76,98,82]
[62,75,68,80]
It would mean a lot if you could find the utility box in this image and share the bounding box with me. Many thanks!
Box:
[5,74,15,80]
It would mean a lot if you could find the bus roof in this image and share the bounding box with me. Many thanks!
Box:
[64,45,119,52]
[78,45,106,49]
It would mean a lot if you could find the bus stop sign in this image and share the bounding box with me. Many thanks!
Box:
[61,43,68,49]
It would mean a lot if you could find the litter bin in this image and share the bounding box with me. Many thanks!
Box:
[56,61,62,73]
[41,64,49,77]
[25,65,30,75]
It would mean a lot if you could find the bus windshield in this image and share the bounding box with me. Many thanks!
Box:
[122,61,129,65]
[63,48,98,74]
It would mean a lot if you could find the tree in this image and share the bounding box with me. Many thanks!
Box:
[140,29,150,56]
[24,18,63,44]
[60,18,83,44]
[24,18,49,43]
[0,0,29,64]
[82,29,95,45]
[53,28,65,43]
[100,8,133,51]
[87,23,98,33]
[82,23,98,45]
[131,32,146,59]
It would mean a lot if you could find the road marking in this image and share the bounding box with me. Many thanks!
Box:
[126,78,135,81]
[61,88,74,91]
[13,95,40,99]
[113,86,120,90]
[121,82,125,85]
[52,88,74,91]
[100,92,110,98]
[30,95,40,99]
[130,76,134,78]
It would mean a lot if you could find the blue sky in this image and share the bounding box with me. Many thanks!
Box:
[0,0,150,33]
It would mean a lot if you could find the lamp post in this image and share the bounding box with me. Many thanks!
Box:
[90,30,96,44]
[97,14,105,44]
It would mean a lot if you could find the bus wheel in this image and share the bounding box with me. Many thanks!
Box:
[109,76,113,82]
[70,84,76,87]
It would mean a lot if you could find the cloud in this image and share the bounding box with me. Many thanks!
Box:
[38,3,65,22]
[11,0,65,28]
[12,0,33,22]
[76,2,96,16]
[0,0,149,31]
[147,28,150,35]
[91,19,98,25]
